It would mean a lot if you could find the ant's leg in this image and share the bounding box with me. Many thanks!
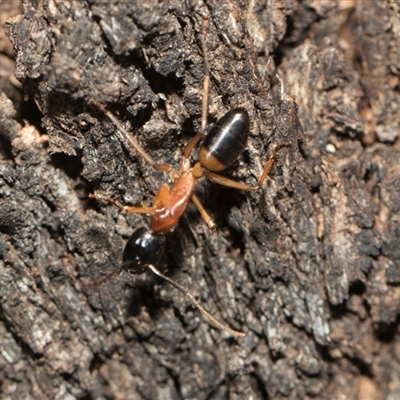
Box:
[89,193,155,215]
[190,193,216,231]
[258,143,290,186]
[203,170,258,191]
[153,163,181,181]
[90,99,155,166]
[204,143,291,189]
[90,100,180,184]
[81,265,121,288]
[183,17,210,159]
[183,133,203,159]
[255,74,292,185]
[200,16,210,137]
[184,18,218,231]
[147,264,245,337]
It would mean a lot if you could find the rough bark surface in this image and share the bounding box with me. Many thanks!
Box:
[1,0,400,399]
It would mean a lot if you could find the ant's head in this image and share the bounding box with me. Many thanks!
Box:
[123,227,166,275]
[83,228,245,337]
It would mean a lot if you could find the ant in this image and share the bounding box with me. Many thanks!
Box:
[86,20,287,337]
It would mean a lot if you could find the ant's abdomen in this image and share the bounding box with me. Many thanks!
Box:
[198,108,250,172]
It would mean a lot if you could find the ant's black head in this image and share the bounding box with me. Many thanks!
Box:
[122,227,166,275]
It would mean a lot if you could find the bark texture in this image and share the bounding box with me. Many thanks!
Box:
[1,0,400,399]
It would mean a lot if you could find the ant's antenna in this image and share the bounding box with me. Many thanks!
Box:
[81,260,245,337]
[147,265,245,337]
[81,265,122,288]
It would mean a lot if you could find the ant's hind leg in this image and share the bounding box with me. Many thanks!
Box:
[183,17,210,159]
[200,16,210,138]
[258,142,291,186]
[202,141,291,190]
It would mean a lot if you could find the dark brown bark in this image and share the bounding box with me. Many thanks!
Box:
[1,0,399,399]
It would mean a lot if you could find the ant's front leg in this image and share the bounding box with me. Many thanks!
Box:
[89,193,155,215]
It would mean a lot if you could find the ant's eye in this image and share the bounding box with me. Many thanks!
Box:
[122,228,166,275]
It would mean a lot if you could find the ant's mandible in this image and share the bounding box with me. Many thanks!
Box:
[86,20,286,337]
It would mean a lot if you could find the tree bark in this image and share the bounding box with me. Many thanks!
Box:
[1,0,399,399]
